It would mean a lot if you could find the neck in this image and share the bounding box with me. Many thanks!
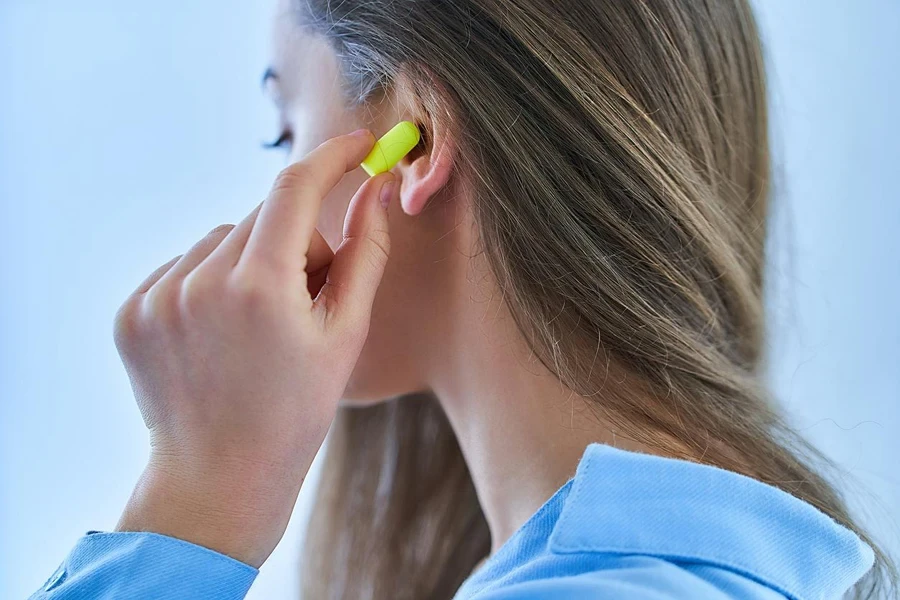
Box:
[429,275,649,553]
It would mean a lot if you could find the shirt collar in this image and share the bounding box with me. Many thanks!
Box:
[549,444,874,600]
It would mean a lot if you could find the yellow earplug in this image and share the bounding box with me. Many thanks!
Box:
[360,121,421,177]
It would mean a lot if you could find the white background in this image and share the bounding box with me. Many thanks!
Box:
[1,1,897,597]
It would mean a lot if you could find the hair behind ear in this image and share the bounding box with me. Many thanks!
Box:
[301,395,490,600]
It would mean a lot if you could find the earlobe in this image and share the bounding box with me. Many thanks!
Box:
[397,125,455,216]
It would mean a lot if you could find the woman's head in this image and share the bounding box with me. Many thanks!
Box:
[270,0,769,406]
[265,0,894,597]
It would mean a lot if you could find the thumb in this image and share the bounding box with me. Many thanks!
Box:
[315,172,394,331]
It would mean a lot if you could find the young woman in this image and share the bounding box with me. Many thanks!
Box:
[31,0,896,599]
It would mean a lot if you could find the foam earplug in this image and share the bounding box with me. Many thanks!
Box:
[360,121,421,177]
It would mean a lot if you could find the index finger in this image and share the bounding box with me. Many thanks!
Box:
[239,129,375,276]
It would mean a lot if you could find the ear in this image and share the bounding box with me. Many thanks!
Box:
[394,119,456,216]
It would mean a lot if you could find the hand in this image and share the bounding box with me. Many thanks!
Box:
[113,129,394,567]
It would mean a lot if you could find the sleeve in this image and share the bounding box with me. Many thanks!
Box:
[29,531,258,600]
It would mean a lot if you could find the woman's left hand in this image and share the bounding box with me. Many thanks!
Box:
[112,129,394,567]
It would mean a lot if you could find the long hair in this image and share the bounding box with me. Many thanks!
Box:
[296,1,896,597]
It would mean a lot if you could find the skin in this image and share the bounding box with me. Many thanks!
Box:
[115,130,396,567]
[116,4,657,568]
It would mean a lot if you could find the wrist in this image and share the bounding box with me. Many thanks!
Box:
[116,452,305,567]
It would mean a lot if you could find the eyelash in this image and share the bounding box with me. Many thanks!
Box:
[264,129,293,152]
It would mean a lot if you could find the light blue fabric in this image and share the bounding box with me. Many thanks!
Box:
[30,444,873,599]
[29,531,257,600]
[454,445,873,600]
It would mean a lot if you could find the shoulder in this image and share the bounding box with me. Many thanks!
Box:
[468,559,743,600]
[462,445,869,600]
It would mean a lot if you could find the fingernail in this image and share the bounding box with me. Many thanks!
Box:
[351,128,371,138]
[380,180,395,209]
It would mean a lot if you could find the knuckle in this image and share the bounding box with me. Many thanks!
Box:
[208,223,234,237]
[227,270,276,313]
[113,299,140,350]
[271,163,311,194]
[363,229,391,265]
[179,272,216,318]
[344,230,391,268]
[143,285,181,328]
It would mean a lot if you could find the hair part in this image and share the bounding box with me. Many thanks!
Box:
[297,1,897,598]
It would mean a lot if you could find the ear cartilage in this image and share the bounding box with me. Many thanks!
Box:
[360,121,421,177]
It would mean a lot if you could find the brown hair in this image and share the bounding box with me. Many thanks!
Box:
[295,1,896,598]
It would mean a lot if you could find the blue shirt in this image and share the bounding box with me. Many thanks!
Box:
[30,444,873,599]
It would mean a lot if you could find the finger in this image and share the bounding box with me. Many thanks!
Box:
[153,224,235,288]
[199,202,263,271]
[133,255,182,294]
[240,129,375,276]
[199,203,332,295]
[314,173,393,329]
[306,229,334,298]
